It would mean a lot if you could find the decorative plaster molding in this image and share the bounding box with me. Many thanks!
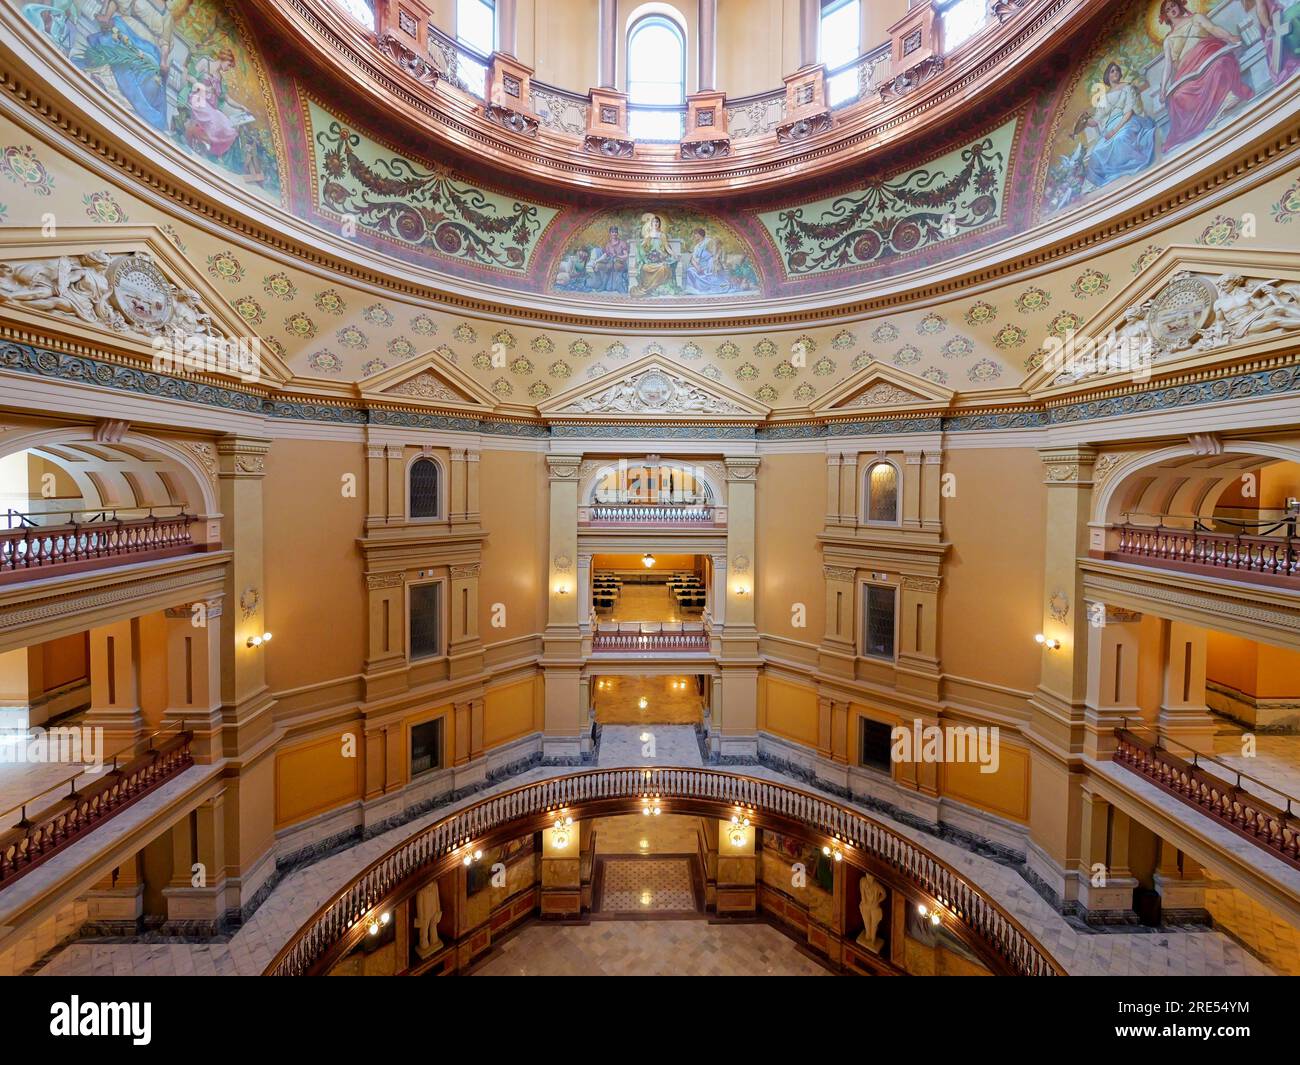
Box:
[902,576,941,593]
[365,572,405,590]
[824,565,856,582]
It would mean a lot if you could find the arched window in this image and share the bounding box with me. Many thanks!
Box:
[627,14,685,141]
[820,0,860,107]
[333,0,376,30]
[864,461,899,523]
[409,458,441,519]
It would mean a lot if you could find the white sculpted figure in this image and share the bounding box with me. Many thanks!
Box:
[1213,274,1300,338]
[0,252,123,330]
[857,873,887,954]
[413,880,443,959]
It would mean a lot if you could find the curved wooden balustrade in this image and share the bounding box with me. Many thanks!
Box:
[1110,523,1299,589]
[0,729,194,886]
[265,767,1064,976]
[1114,728,1300,870]
[0,514,197,584]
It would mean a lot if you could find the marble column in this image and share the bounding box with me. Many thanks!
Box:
[799,0,819,68]
[709,553,728,628]
[1077,787,1138,917]
[542,456,583,762]
[598,0,617,88]
[497,0,516,55]
[1083,604,1143,760]
[698,0,717,90]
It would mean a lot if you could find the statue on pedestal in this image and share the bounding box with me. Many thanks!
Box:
[857,873,886,954]
[413,880,443,959]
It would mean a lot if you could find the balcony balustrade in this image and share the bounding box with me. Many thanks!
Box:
[585,503,716,525]
[591,621,709,652]
[1107,514,1299,590]
[1114,723,1300,871]
[0,508,199,584]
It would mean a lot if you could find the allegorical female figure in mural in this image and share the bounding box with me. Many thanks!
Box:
[182,48,240,160]
[631,213,677,296]
[683,227,732,295]
[1158,0,1252,152]
[1083,62,1157,188]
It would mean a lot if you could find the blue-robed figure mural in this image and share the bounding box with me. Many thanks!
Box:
[22,0,282,200]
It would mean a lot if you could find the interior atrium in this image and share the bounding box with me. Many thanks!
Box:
[0,0,1299,990]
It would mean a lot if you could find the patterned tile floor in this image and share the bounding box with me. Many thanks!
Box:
[599,857,697,913]
[28,724,1296,976]
[471,920,830,976]
[593,675,703,725]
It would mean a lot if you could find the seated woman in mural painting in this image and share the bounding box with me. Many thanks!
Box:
[1082,62,1157,188]
[1158,0,1252,152]
[630,213,679,297]
[683,228,733,295]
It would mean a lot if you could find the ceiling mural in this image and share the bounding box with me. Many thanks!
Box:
[756,118,1018,279]
[1040,0,1298,215]
[14,1,1300,309]
[550,208,761,301]
[21,0,285,203]
[303,98,557,274]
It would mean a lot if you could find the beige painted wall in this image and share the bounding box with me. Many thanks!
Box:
[755,451,825,644]
[939,448,1046,694]
[262,439,368,692]
[479,449,547,645]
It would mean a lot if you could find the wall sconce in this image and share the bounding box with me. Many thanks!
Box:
[551,814,574,849]
[366,910,391,936]
[642,552,655,568]
[1034,633,1061,650]
[733,584,749,597]
[638,696,649,710]
[728,813,751,847]
[460,846,484,866]
[821,843,844,863]
[556,584,570,596]
[917,902,943,927]
[246,631,273,648]
[641,793,662,816]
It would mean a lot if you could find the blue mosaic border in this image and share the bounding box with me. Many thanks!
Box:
[6,342,1296,440]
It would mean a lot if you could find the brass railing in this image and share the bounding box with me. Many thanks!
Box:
[265,767,1064,976]
[1114,725,1300,870]
[0,725,194,885]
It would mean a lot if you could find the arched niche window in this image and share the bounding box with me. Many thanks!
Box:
[627,12,685,141]
[409,457,442,520]
[864,460,899,524]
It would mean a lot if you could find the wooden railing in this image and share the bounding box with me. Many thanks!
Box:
[265,768,1064,976]
[0,510,197,583]
[0,726,194,886]
[592,623,710,651]
[1114,726,1300,870]
[587,504,715,524]
[1110,521,1299,588]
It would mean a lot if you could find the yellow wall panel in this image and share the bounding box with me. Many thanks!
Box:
[763,677,819,745]
[940,743,1030,823]
[275,730,364,828]
[484,677,539,749]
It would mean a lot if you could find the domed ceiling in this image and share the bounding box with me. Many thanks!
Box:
[2,0,1299,412]
[13,1,1297,307]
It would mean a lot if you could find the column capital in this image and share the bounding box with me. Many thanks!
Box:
[724,456,760,480]
[547,454,583,480]
[1039,446,1099,485]
[385,444,404,460]
[216,436,271,478]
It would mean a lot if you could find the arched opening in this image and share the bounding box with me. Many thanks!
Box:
[863,460,900,524]
[408,456,443,520]
[626,10,686,141]
[1097,446,1300,588]
[0,431,217,583]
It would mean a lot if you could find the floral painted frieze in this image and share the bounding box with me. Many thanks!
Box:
[309,101,555,273]
[757,119,1016,278]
